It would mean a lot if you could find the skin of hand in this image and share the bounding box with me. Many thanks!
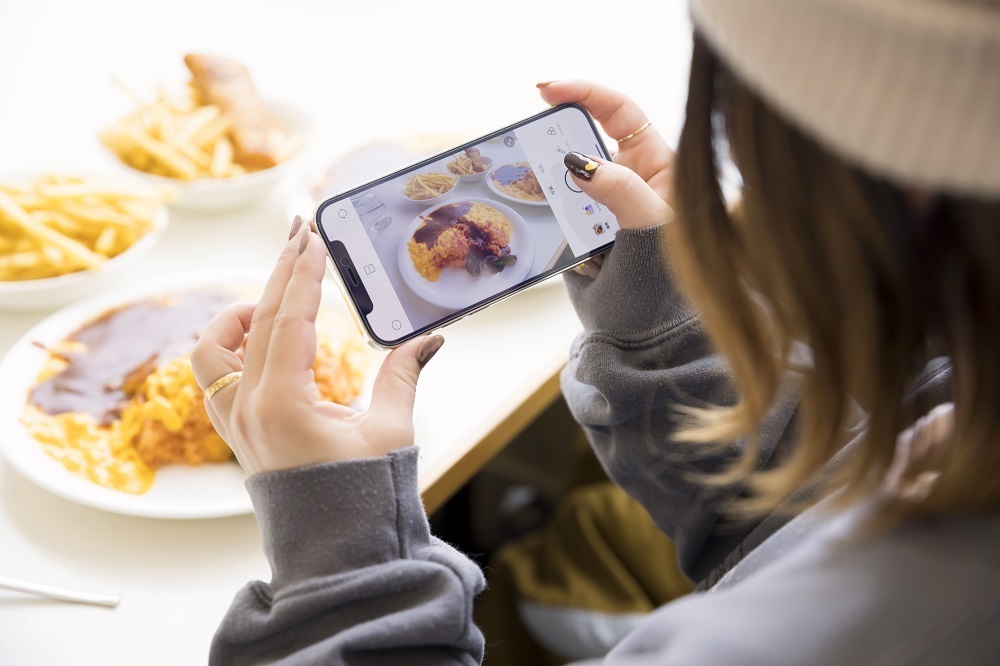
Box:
[190,222,444,476]
[538,80,677,230]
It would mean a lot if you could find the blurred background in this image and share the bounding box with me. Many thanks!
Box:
[0,0,692,172]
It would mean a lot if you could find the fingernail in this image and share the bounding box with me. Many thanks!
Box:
[535,81,557,89]
[308,219,319,234]
[288,215,303,240]
[298,229,310,254]
[565,151,600,180]
[417,335,445,367]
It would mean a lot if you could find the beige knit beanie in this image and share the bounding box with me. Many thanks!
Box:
[688,0,1000,196]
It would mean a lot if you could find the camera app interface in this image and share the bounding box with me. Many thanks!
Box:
[319,106,618,343]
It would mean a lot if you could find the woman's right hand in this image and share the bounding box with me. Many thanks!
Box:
[538,80,675,230]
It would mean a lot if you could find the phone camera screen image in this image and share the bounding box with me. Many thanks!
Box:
[317,105,617,346]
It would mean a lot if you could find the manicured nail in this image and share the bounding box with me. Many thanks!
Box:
[565,152,600,180]
[417,335,445,367]
[288,215,303,239]
[535,81,557,89]
[298,229,310,254]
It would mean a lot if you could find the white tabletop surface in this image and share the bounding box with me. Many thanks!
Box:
[0,1,691,663]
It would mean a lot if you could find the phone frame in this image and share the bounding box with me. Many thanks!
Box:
[315,102,614,349]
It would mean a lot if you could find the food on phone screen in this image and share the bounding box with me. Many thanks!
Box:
[489,162,545,202]
[22,290,369,494]
[447,148,492,176]
[407,201,516,282]
[401,172,458,201]
[0,174,167,281]
[101,54,299,180]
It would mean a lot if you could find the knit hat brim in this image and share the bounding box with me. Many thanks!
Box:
[689,0,1000,196]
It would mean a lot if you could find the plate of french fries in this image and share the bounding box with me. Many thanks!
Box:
[100,54,311,211]
[0,174,169,311]
[401,171,460,205]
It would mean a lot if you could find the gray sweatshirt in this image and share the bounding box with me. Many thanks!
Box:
[211,224,1000,665]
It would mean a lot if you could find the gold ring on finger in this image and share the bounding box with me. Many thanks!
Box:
[205,371,243,400]
[616,121,652,144]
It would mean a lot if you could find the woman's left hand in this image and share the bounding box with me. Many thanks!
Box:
[190,220,443,476]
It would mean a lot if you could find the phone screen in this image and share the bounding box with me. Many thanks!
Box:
[317,104,617,346]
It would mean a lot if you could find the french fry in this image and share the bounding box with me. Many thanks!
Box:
[447,154,473,175]
[61,202,144,230]
[36,182,170,203]
[402,172,458,200]
[117,127,200,180]
[112,76,150,108]
[0,192,103,269]
[0,175,162,281]
[0,250,46,273]
[190,113,231,150]
[7,193,48,210]
[94,227,118,256]
[210,137,233,177]
[176,104,221,143]
[34,210,97,239]
[173,140,213,170]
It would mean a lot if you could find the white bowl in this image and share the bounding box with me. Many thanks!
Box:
[400,170,461,207]
[448,155,494,183]
[107,100,312,212]
[0,207,168,312]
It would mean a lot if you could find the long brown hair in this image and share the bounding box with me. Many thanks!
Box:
[670,32,1000,520]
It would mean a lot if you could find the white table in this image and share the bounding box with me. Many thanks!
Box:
[0,0,691,662]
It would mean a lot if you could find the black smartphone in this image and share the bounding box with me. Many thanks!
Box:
[316,103,618,348]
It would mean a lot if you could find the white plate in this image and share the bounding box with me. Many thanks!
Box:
[485,163,550,207]
[397,198,534,310]
[0,274,377,519]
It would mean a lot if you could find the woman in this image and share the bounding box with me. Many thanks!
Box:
[192,0,1000,663]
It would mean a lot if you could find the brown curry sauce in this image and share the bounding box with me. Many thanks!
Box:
[29,290,234,425]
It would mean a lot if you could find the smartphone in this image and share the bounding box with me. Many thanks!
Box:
[316,103,618,348]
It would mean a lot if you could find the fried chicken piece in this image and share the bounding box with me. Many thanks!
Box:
[465,147,489,173]
[184,53,282,170]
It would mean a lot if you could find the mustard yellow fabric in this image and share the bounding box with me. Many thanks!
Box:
[478,481,693,665]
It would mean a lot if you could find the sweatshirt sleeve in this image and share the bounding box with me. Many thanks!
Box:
[561,222,799,583]
[210,447,485,665]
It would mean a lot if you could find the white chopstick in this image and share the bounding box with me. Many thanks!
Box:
[0,575,120,608]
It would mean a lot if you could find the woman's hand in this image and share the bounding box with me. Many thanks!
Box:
[538,80,675,229]
[190,221,443,476]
